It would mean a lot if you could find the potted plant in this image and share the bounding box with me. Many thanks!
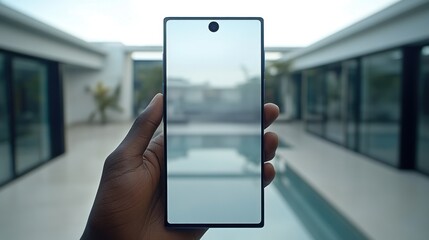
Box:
[86,82,122,124]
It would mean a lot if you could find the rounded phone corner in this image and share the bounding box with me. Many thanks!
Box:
[257,219,264,228]
[165,219,173,227]
[164,17,172,23]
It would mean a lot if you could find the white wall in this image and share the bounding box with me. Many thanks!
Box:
[281,76,297,119]
[0,4,105,69]
[63,43,133,125]
[290,0,429,71]
[0,4,134,126]
[63,66,98,125]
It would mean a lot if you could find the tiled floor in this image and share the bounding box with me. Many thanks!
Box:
[0,123,314,240]
[0,123,128,240]
[1,122,429,240]
[272,122,429,240]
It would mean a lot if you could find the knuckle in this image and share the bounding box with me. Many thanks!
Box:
[134,111,159,131]
[104,149,125,168]
[134,111,148,126]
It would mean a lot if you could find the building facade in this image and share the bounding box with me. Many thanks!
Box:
[284,0,429,175]
[1,0,428,186]
[0,4,134,186]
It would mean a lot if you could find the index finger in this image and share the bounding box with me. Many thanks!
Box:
[264,103,279,129]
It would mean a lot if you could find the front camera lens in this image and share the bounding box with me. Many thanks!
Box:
[208,21,219,32]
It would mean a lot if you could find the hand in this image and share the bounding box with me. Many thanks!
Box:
[81,93,279,240]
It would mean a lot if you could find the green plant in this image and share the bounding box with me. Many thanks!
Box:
[86,82,122,124]
[134,64,162,114]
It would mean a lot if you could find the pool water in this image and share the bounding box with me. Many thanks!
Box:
[168,133,367,239]
[203,179,315,240]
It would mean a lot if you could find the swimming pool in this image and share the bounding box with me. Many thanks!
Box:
[168,133,367,239]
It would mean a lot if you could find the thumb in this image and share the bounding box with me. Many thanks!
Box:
[117,93,163,156]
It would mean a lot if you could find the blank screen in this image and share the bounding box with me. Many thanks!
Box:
[164,18,263,226]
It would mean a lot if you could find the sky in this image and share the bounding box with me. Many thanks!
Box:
[167,19,262,86]
[1,0,399,47]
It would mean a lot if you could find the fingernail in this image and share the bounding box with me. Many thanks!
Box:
[148,93,160,107]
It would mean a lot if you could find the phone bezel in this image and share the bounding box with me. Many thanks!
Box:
[163,17,265,228]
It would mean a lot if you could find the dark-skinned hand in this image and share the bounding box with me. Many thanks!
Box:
[81,93,279,240]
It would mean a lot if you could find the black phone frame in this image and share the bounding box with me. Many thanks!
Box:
[163,17,265,228]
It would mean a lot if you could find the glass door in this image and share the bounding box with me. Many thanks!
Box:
[13,57,51,174]
[325,64,345,144]
[417,46,429,174]
[305,69,325,135]
[342,60,359,150]
[359,50,402,166]
[0,54,13,184]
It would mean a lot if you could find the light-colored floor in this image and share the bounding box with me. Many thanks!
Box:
[1,122,429,240]
[0,123,128,240]
[0,123,313,240]
[272,122,429,240]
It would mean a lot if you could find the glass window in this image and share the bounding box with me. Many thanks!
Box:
[13,57,51,174]
[417,46,429,174]
[133,60,162,116]
[306,68,325,135]
[360,50,402,166]
[284,72,302,120]
[342,60,359,150]
[0,54,13,184]
[325,64,345,144]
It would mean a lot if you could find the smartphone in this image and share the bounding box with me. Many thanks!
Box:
[163,17,264,228]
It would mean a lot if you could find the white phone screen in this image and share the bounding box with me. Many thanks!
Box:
[164,17,264,227]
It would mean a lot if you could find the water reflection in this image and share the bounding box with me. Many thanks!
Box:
[168,134,261,167]
[167,133,262,224]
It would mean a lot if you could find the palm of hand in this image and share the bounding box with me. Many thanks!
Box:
[84,133,205,240]
[82,94,278,240]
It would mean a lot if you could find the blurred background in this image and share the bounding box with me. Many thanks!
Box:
[0,0,428,239]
